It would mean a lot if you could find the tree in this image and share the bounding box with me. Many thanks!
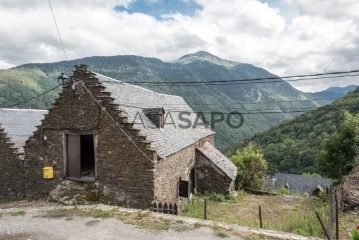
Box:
[230,144,268,189]
[318,111,359,183]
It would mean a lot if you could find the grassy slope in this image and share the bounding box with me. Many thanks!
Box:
[181,191,329,238]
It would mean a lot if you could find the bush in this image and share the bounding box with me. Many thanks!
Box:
[230,144,268,190]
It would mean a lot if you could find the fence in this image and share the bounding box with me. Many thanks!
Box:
[182,191,343,240]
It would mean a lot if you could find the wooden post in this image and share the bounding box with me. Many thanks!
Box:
[204,199,207,220]
[335,189,339,240]
[316,212,331,240]
[259,206,263,228]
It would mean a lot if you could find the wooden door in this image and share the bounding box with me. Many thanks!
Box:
[66,135,81,179]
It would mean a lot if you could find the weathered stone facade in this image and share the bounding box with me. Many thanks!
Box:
[342,165,359,211]
[24,66,155,208]
[196,153,235,195]
[0,127,25,198]
[154,135,214,203]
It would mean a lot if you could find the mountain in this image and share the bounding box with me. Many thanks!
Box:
[241,88,359,175]
[0,51,327,148]
[308,85,357,103]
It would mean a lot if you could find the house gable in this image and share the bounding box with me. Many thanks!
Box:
[24,65,156,208]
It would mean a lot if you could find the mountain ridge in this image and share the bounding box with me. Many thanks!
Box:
[0,52,328,148]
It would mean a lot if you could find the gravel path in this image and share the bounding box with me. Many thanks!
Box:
[0,211,239,240]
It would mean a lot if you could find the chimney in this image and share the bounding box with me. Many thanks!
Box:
[74,64,89,72]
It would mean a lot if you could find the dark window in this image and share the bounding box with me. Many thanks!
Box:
[179,179,189,198]
[143,108,165,128]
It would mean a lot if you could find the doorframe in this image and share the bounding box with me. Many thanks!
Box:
[63,131,98,180]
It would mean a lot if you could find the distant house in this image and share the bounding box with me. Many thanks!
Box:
[0,64,237,209]
[265,173,331,195]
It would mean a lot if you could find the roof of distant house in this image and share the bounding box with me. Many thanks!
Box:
[0,109,47,151]
[267,173,331,194]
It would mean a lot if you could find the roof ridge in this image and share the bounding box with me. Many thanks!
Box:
[274,172,330,180]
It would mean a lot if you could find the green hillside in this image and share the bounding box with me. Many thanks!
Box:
[0,52,327,148]
[239,88,359,175]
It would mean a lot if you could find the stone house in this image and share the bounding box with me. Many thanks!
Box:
[0,109,47,198]
[0,65,237,209]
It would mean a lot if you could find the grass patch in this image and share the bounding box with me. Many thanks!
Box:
[181,191,330,238]
[212,225,230,238]
[39,207,117,219]
[215,232,229,238]
[90,209,116,218]
[9,210,26,216]
[339,213,359,240]
[118,211,194,233]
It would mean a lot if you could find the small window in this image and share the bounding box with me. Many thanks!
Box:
[143,108,165,128]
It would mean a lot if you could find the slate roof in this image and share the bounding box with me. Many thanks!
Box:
[0,109,47,151]
[96,73,215,158]
[196,141,237,180]
[266,173,332,195]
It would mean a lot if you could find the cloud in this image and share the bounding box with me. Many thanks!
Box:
[0,0,358,91]
[0,0,133,9]
[286,0,359,20]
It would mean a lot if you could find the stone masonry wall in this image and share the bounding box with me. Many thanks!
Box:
[0,127,25,198]
[154,135,214,203]
[196,153,234,195]
[25,65,155,208]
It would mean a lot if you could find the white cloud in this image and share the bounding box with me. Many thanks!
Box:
[286,0,359,20]
[0,0,358,91]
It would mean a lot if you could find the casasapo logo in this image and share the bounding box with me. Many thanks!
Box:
[117,111,244,129]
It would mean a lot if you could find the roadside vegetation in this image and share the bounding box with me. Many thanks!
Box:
[181,191,329,238]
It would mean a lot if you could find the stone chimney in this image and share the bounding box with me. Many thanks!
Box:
[72,64,94,80]
[74,64,88,72]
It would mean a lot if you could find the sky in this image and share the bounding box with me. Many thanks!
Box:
[0,0,358,92]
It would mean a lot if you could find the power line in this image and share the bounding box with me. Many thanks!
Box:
[3,84,62,108]
[101,71,359,86]
[115,96,341,107]
[48,0,68,60]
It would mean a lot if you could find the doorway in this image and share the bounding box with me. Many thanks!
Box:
[66,134,96,181]
[190,167,196,194]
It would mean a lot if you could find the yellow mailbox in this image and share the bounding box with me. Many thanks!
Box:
[43,167,54,179]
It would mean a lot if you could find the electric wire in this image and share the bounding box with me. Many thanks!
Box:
[48,0,68,60]
[100,71,359,86]
[3,84,62,109]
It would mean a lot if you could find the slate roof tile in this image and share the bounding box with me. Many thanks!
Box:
[196,141,237,180]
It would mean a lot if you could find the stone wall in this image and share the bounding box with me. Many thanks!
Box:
[0,128,25,198]
[24,65,155,208]
[342,165,359,211]
[154,135,214,203]
[196,153,235,195]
